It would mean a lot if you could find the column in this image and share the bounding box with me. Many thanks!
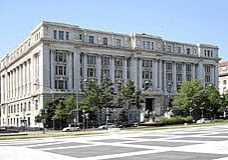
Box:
[198,61,204,84]
[17,67,20,98]
[15,69,17,98]
[214,64,219,88]
[123,57,127,83]
[182,63,186,82]
[14,69,16,98]
[192,63,195,80]
[173,62,177,93]
[10,71,12,99]
[50,50,55,89]
[73,49,80,92]
[153,59,158,90]
[26,61,29,95]
[138,58,143,90]
[97,55,101,84]
[28,59,31,94]
[20,64,23,97]
[68,52,73,91]
[211,65,215,85]
[8,72,10,99]
[110,56,115,83]
[12,70,14,98]
[130,57,138,89]
[83,54,87,80]
[159,60,163,90]
[163,61,167,93]
[24,62,27,95]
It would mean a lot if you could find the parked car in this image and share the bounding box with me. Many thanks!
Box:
[98,123,116,130]
[196,118,211,124]
[62,124,80,132]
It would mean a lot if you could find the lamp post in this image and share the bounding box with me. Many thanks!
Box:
[200,106,204,119]
[42,109,47,134]
[74,79,87,128]
[167,82,173,111]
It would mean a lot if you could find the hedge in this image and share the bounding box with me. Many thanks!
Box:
[160,116,193,125]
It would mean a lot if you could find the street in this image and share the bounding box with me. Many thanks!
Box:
[1,125,228,160]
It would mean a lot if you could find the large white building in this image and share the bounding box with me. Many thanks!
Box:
[0,21,219,127]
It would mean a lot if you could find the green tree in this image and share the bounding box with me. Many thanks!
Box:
[79,79,114,125]
[116,81,136,123]
[204,84,221,118]
[54,95,76,128]
[35,99,57,127]
[219,93,228,116]
[173,80,205,119]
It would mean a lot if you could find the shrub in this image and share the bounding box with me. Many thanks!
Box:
[160,116,193,125]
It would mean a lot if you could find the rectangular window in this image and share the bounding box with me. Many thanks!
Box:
[53,30,57,39]
[187,74,192,81]
[223,80,227,85]
[207,50,210,57]
[177,47,181,53]
[142,60,153,68]
[101,68,110,78]
[151,42,154,50]
[205,66,211,73]
[56,65,67,75]
[142,71,153,79]
[186,64,191,72]
[55,80,68,89]
[101,56,110,66]
[205,75,211,83]
[87,68,96,77]
[59,31,64,40]
[142,41,146,49]
[176,63,182,73]
[66,32,69,40]
[115,58,123,66]
[146,41,151,49]
[87,55,96,65]
[177,74,182,82]
[56,52,67,62]
[167,73,172,81]
[167,45,172,52]
[166,63,172,71]
[210,50,213,57]
[79,34,82,40]
[103,37,108,45]
[116,39,121,47]
[115,69,123,78]
[187,48,190,54]
[89,35,94,44]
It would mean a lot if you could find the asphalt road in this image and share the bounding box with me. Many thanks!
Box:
[1,125,228,160]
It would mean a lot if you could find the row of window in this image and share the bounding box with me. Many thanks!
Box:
[2,101,38,115]
[53,30,123,47]
[54,30,69,40]
[2,117,31,127]
[204,49,213,57]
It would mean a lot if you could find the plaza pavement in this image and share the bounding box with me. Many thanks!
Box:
[1,125,228,160]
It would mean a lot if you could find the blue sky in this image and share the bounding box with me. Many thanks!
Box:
[1,0,227,60]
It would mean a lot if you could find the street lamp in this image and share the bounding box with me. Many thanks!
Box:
[167,82,173,111]
[200,106,204,119]
[74,79,88,128]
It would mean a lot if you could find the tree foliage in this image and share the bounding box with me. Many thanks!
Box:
[173,80,225,119]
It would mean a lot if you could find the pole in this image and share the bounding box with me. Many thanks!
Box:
[76,89,79,125]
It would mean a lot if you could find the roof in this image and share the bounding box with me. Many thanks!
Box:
[219,61,228,67]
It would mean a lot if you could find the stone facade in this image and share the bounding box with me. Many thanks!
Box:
[0,21,219,127]
[219,61,228,94]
